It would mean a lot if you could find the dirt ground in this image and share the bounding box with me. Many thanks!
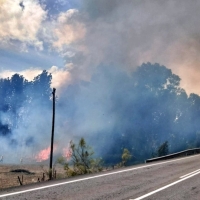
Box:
[0,163,66,190]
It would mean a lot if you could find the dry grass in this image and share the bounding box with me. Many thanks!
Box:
[0,163,66,190]
[0,163,119,190]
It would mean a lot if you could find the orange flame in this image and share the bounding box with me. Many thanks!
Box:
[62,147,72,160]
[35,146,51,162]
[34,145,58,162]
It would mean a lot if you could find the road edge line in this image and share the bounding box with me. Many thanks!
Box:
[130,170,200,200]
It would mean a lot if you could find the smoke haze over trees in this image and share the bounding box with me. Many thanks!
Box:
[1,63,200,164]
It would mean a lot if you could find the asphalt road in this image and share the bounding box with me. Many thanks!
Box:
[1,154,200,200]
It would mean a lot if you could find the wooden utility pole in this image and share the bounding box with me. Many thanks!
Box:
[49,88,56,180]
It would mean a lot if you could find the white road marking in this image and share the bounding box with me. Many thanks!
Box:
[0,154,200,198]
[180,168,200,179]
[130,169,200,200]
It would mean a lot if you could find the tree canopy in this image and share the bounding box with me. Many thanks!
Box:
[0,70,52,145]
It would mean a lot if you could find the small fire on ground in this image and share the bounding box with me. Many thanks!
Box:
[34,145,72,162]
[62,147,72,160]
[35,146,51,162]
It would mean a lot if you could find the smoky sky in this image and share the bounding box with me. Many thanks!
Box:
[64,0,200,95]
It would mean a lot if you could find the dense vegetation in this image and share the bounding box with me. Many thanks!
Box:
[1,63,200,165]
[57,138,104,176]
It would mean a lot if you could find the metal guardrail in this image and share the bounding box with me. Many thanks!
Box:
[146,148,200,163]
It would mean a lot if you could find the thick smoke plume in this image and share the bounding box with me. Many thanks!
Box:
[1,0,200,164]
[1,63,200,165]
[60,0,200,95]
